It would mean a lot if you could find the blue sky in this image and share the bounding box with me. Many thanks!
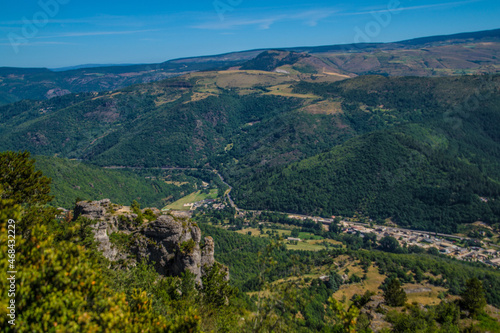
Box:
[0,0,499,68]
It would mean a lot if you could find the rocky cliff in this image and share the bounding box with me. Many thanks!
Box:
[73,199,219,283]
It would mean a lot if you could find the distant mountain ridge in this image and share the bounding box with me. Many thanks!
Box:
[0,28,499,106]
[285,27,500,53]
[9,28,500,73]
[50,63,141,72]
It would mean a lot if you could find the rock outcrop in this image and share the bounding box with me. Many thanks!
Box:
[73,199,125,260]
[73,199,218,283]
[359,295,392,332]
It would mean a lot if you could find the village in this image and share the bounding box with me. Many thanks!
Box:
[285,214,500,268]
[160,184,500,269]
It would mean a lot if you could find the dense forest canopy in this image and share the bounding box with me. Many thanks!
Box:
[1,74,500,232]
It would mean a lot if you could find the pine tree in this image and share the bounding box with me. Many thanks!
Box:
[384,278,407,307]
[200,263,235,307]
[460,278,487,317]
[0,151,53,206]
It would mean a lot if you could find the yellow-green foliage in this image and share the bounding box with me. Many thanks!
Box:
[0,152,201,332]
[0,211,200,332]
[328,297,360,333]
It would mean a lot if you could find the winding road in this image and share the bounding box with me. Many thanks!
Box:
[104,166,242,212]
[105,165,474,241]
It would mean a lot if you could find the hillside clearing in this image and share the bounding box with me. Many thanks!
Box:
[163,189,218,211]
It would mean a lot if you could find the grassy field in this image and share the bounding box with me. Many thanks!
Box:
[236,226,341,251]
[188,70,293,90]
[187,71,329,99]
[286,240,329,251]
[332,264,387,302]
[287,239,342,251]
[163,189,218,211]
[404,283,448,306]
[264,84,320,99]
[236,227,291,238]
[297,232,324,240]
[331,262,448,307]
[300,99,343,115]
[236,227,262,237]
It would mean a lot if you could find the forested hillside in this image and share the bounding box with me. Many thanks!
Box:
[230,75,500,232]
[0,79,304,167]
[1,70,500,232]
[34,156,197,209]
[233,127,500,232]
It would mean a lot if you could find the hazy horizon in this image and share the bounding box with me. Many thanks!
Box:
[1,0,499,68]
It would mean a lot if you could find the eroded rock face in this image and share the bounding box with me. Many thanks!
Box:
[73,200,217,283]
[73,199,110,221]
[133,214,213,283]
[45,88,71,99]
[73,199,124,260]
[360,295,391,332]
[201,236,215,268]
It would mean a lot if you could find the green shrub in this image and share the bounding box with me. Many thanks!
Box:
[143,209,156,221]
[180,239,196,254]
[109,232,132,251]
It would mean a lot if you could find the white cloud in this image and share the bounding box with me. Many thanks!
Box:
[192,9,338,30]
[0,29,159,43]
[345,0,485,16]
[192,0,482,31]
[0,41,76,46]
[40,29,159,38]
